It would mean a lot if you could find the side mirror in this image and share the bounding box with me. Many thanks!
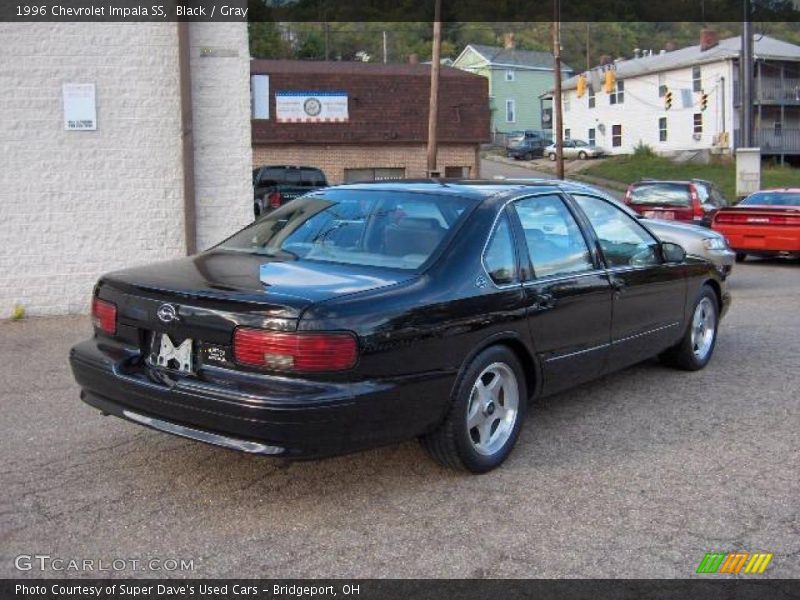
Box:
[661,241,686,263]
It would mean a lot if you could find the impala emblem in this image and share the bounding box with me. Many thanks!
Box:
[157,303,179,323]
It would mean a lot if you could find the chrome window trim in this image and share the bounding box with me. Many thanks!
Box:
[522,269,607,287]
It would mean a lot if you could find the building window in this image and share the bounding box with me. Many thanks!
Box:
[505,69,515,82]
[692,66,702,92]
[563,95,570,112]
[588,128,596,145]
[610,80,624,104]
[505,99,516,123]
[658,74,667,97]
[343,168,406,183]
[445,166,470,178]
[564,128,571,140]
[659,117,668,142]
[588,85,595,108]
[612,124,622,147]
[693,113,703,134]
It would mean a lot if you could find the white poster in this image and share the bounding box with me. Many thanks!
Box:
[251,75,269,120]
[63,83,97,131]
[275,91,349,123]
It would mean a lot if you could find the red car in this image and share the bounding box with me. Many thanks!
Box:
[624,179,729,227]
[712,189,800,262]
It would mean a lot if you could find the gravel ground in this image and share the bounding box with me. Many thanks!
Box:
[1,259,798,579]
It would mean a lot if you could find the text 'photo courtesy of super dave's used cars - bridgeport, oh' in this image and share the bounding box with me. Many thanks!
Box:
[70,179,730,473]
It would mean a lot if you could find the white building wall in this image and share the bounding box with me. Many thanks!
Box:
[562,60,736,155]
[0,23,252,318]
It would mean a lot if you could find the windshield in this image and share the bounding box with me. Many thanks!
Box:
[742,192,800,207]
[219,189,477,271]
[629,183,691,206]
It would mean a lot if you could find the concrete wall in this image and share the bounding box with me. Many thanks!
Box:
[252,143,479,185]
[0,23,252,318]
[561,60,734,155]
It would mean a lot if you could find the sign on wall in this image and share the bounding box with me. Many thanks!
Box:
[275,91,349,123]
[251,75,269,119]
[63,83,96,130]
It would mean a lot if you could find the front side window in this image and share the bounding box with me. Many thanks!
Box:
[513,195,593,278]
[573,195,660,268]
[484,212,517,285]
[659,117,668,142]
[220,190,475,271]
[506,99,516,123]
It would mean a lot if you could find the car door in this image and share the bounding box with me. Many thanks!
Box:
[562,141,576,159]
[571,194,687,373]
[508,193,613,396]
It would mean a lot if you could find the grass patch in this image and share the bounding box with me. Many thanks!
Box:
[583,155,800,201]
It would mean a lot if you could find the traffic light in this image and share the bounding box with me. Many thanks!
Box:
[603,69,616,94]
[576,75,587,98]
[664,90,673,110]
[700,91,709,111]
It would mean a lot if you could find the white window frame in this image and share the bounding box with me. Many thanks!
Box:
[610,80,625,105]
[505,99,516,123]
[564,128,571,140]
[588,85,595,108]
[658,73,667,97]
[505,69,515,82]
[658,116,668,142]
[692,66,702,92]
[563,95,570,112]
[693,113,703,134]
[588,127,596,145]
[612,124,622,147]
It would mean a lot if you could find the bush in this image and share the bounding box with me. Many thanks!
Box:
[633,141,656,157]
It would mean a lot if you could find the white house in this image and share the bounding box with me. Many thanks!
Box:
[558,32,800,162]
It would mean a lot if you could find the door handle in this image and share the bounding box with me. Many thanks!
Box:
[533,293,556,311]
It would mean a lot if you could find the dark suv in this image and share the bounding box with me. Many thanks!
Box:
[252,165,328,217]
[506,138,547,160]
[624,179,729,226]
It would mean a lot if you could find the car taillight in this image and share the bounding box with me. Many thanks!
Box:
[91,298,117,335]
[714,212,800,226]
[233,328,358,372]
[688,184,704,221]
[268,191,282,209]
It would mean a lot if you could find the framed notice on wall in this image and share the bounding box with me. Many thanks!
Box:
[63,83,97,131]
[275,91,349,123]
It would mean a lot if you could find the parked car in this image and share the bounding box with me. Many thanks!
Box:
[505,129,550,148]
[644,218,735,279]
[624,179,729,227]
[70,180,729,473]
[252,165,328,217]
[712,188,800,262]
[545,139,605,161]
[506,139,547,160]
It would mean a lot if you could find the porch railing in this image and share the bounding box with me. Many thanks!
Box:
[734,128,800,153]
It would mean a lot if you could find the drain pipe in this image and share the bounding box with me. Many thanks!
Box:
[177,21,197,255]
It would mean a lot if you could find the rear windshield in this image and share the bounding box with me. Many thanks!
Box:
[741,192,800,207]
[629,183,691,206]
[219,190,477,271]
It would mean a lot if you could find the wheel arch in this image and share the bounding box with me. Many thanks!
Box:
[703,278,723,313]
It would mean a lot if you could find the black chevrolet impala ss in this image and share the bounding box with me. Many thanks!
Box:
[70,181,730,472]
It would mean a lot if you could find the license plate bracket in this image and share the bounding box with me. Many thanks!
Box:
[151,333,194,374]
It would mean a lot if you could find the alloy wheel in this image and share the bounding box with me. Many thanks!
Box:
[691,297,716,360]
[466,362,519,456]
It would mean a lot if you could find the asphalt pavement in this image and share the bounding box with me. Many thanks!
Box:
[1,259,798,579]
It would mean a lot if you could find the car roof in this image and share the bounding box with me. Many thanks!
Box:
[753,188,800,193]
[632,179,713,186]
[325,179,568,199]
[255,165,325,171]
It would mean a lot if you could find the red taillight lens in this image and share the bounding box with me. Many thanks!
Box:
[233,328,358,372]
[91,298,117,335]
[268,191,282,209]
[688,184,704,220]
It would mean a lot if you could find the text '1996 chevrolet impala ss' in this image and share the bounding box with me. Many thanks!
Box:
[70,180,730,473]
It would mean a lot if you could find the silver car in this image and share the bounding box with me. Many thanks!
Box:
[545,139,605,161]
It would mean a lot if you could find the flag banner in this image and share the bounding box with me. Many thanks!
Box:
[275,92,349,123]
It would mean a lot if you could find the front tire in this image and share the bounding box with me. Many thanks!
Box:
[660,285,719,371]
[420,345,527,473]
[735,252,747,263]
[578,151,588,160]
[548,152,556,161]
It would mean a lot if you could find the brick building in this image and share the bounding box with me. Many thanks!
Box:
[250,60,491,183]
[0,23,253,317]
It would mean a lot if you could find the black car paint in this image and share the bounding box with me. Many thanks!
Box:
[70,181,730,459]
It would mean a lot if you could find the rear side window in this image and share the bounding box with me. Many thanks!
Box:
[259,168,284,186]
[512,194,593,278]
[483,213,517,285]
[301,168,326,187]
[629,183,691,206]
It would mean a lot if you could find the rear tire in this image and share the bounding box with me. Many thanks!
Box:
[548,152,556,161]
[660,285,719,371]
[420,345,527,473]
[578,151,588,160]
[735,252,747,263]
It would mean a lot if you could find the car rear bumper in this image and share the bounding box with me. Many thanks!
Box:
[716,226,800,253]
[70,338,455,459]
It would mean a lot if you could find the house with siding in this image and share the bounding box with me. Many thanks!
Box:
[453,35,573,138]
[558,32,800,163]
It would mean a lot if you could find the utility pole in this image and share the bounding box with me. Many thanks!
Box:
[741,0,754,146]
[552,0,565,179]
[383,30,388,64]
[586,22,591,72]
[426,0,442,177]
[323,21,330,61]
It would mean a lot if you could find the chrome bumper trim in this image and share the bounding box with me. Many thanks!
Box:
[121,410,285,455]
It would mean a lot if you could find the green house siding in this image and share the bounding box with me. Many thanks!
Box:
[489,68,556,133]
